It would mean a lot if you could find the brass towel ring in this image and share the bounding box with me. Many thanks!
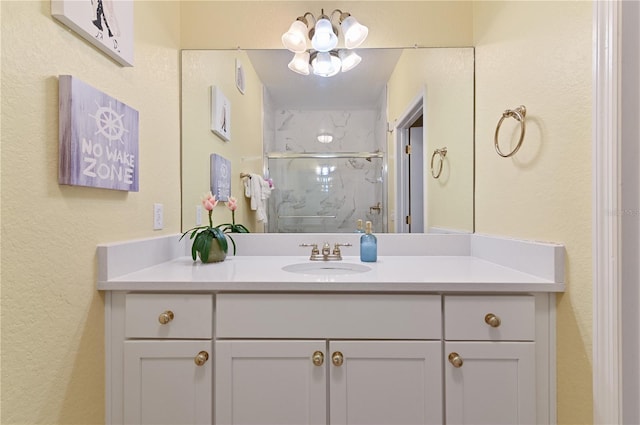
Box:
[494,105,527,158]
[430,147,447,179]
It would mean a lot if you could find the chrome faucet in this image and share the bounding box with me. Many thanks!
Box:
[300,242,352,261]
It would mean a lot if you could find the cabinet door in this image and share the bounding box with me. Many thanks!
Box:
[216,340,326,425]
[123,340,212,425]
[445,341,536,425]
[330,341,442,425]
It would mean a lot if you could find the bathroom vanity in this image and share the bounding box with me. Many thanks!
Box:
[98,233,564,425]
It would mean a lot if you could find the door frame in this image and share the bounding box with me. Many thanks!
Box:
[593,1,623,423]
[394,90,425,233]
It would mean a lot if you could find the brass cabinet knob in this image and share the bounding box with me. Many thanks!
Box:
[158,310,174,325]
[194,351,209,366]
[448,352,463,368]
[484,313,501,328]
[332,351,344,367]
[312,351,324,366]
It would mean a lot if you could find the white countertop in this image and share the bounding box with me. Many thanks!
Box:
[97,254,564,293]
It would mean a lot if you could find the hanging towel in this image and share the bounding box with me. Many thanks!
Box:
[243,175,251,198]
[245,173,271,223]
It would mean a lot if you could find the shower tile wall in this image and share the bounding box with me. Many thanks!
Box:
[268,110,383,152]
[262,90,276,158]
[268,156,384,233]
[266,109,385,233]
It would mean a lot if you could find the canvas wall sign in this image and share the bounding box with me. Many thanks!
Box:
[210,154,231,202]
[58,75,139,191]
[52,0,134,66]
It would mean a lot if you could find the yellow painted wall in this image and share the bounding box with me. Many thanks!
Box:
[473,2,593,423]
[180,1,474,49]
[387,48,474,233]
[181,50,263,232]
[1,1,181,423]
[1,1,594,424]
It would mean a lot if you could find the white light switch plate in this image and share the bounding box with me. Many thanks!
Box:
[153,203,163,230]
[196,205,203,225]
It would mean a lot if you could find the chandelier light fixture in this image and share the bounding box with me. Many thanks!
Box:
[281,9,368,77]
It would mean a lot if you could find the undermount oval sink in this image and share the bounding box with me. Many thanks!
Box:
[282,262,371,275]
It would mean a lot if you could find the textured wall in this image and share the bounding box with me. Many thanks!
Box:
[180,1,474,49]
[1,1,181,423]
[181,50,264,232]
[473,2,593,423]
[387,48,474,233]
[0,1,595,424]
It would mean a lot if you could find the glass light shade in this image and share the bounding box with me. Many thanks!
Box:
[282,20,308,53]
[317,133,334,143]
[287,52,310,75]
[311,52,341,77]
[311,18,338,52]
[339,50,362,72]
[341,16,368,49]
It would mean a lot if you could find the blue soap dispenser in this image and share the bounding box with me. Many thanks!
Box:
[355,219,364,233]
[360,220,377,262]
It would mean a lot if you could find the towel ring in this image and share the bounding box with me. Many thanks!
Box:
[494,105,527,158]
[430,147,447,179]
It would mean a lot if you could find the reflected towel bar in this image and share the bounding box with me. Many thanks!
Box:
[278,215,337,219]
[430,147,447,179]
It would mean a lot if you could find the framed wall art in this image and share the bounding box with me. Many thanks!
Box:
[58,75,139,191]
[211,86,231,141]
[52,0,134,66]
[210,154,231,202]
[236,59,246,94]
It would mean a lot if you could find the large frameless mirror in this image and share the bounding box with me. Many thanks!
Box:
[181,47,474,234]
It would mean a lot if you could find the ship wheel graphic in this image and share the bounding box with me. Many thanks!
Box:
[90,101,128,145]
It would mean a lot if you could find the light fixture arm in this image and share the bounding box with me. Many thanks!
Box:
[298,12,315,28]
[331,9,351,24]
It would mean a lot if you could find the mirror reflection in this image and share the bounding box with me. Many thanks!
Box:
[181,48,474,234]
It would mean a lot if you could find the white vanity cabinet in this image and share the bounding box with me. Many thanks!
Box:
[443,295,537,425]
[106,291,553,425]
[215,293,443,425]
[100,233,563,425]
[113,293,214,425]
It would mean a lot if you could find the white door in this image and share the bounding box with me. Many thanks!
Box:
[330,340,442,425]
[215,340,326,425]
[123,340,213,425]
[444,341,536,425]
[408,126,425,232]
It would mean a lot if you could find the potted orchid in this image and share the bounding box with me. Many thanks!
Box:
[216,195,250,236]
[180,193,249,263]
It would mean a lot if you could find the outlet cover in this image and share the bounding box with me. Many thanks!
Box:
[153,203,163,230]
[196,205,203,225]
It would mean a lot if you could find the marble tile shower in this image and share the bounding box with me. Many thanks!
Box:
[265,108,386,233]
[267,154,384,233]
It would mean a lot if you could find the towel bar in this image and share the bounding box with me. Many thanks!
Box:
[278,215,337,219]
[430,147,447,179]
[494,105,527,158]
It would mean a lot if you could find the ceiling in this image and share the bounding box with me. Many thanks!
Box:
[246,49,403,110]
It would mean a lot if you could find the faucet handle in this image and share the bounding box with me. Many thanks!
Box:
[333,243,353,255]
[300,243,319,255]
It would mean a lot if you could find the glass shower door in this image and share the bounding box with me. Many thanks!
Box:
[267,153,385,233]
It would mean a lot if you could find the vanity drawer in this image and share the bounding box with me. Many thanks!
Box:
[444,295,535,341]
[216,293,441,339]
[125,293,213,339]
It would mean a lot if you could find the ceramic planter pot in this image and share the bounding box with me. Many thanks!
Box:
[197,239,227,263]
